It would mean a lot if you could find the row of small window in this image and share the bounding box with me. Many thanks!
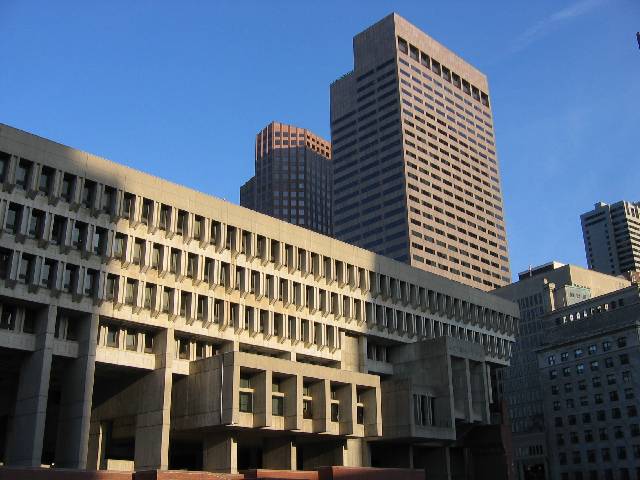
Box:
[547,337,627,365]
[404,147,502,218]
[558,445,640,465]
[238,375,366,424]
[100,323,155,353]
[554,298,627,326]
[553,397,637,413]
[0,158,514,332]
[1,247,506,355]
[3,202,109,254]
[407,187,506,247]
[548,355,629,378]
[554,407,636,427]
[396,37,490,108]
[560,469,639,480]
[552,373,633,394]
[413,394,435,427]
[398,70,494,143]
[0,248,102,296]
[557,424,640,446]
[400,92,495,164]
[0,153,102,207]
[105,278,340,345]
[2,219,510,339]
[4,202,497,328]
[99,322,216,361]
[401,115,501,200]
[0,302,93,344]
[0,153,377,293]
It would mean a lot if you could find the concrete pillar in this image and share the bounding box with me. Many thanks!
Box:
[283,375,302,430]
[134,327,174,470]
[203,434,237,473]
[87,420,110,470]
[311,379,329,433]
[336,383,354,436]
[54,313,99,468]
[342,438,368,467]
[424,447,451,480]
[253,370,271,427]
[263,436,296,470]
[5,305,56,466]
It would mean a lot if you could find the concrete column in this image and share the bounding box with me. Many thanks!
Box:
[311,379,329,433]
[203,434,237,473]
[5,305,56,466]
[134,327,174,470]
[87,420,110,470]
[253,370,271,427]
[336,383,354,436]
[283,374,302,430]
[424,447,451,480]
[263,436,296,470]
[55,313,99,468]
[342,438,368,467]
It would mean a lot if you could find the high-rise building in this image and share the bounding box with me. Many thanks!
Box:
[538,285,640,480]
[0,123,517,476]
[241,121,333,235]
[581,201,640,276]
[493,262,630,480]
[330,13,510,291]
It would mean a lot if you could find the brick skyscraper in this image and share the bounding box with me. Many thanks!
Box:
[331,14,510,291]
[241,121,332,235]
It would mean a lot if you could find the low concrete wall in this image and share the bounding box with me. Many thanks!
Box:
[134,471,244,480]
[243,470,318,479]
[0,468,133,480]
[318,466,424,480]
[0,466,424,480]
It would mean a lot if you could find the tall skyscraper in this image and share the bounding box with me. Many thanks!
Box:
[493,262,630,479]
[241,121,333,235]
[330,13,510,291]
[581,201,640,276]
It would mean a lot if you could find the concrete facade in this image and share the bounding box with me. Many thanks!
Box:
[0,123,516,476]
[538,286,640,480]
[330,14,510,292]
[241,122,332,236]
[581,201,640,277]
[493,262,630,480]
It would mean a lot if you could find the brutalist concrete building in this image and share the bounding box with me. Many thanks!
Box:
[538,285,640,480]
[0,124,516,477]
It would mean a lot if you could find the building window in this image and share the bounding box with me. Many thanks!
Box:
[330,402,340,422]
[272,395,284,416]
[125,330,137,351]
[106,325,119,347]
[239,391,253,413]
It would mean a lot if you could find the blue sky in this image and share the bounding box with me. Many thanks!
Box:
[1,0,638,278]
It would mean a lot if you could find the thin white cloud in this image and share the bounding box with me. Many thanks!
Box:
[511,0,606,53]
